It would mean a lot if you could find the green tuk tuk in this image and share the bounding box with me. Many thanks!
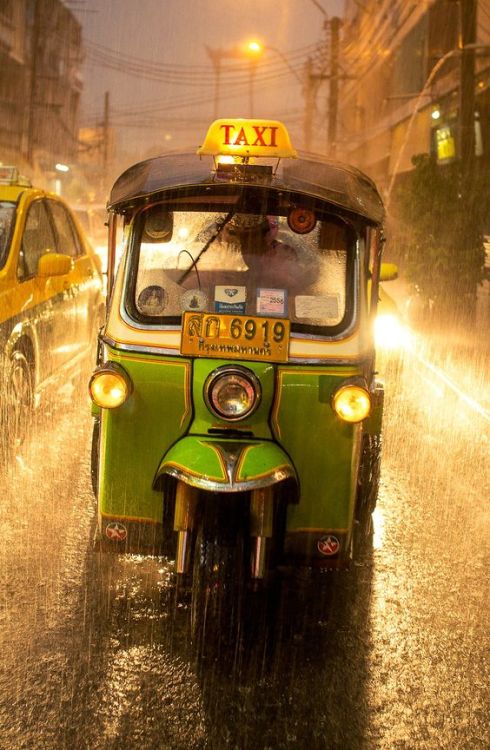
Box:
[90,118,395,636]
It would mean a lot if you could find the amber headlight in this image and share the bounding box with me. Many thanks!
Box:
[204,365,261,421]
[332,383,371,423]
[89,363,132,409]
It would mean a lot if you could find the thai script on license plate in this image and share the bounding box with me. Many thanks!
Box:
[181,312,290,362]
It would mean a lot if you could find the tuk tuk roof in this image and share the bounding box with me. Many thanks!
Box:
[108,152,384,225]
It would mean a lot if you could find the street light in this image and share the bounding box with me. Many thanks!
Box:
[244,39,305,117]
[206,40,264,119]
[248,41,303,84]
[54,162,70,195]
[205,39,304,119]
[244,40,264,117]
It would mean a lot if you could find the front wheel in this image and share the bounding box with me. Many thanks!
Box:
[190,495,248,660]
[5,350,34,452]
[91,417,100,498]
[354,433,381,554]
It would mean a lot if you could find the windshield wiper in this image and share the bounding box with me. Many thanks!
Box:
[176,208,236,285]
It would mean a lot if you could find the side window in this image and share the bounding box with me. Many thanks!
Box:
[19,200,56,279]
[48,200,82,257]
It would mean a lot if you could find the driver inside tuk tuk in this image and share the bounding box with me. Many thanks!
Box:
[134,201,349,328]
[217,212,300,288]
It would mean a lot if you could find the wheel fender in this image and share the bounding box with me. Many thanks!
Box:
[5,321,39,386]
[153,436,298,493]
[364,380,384,436]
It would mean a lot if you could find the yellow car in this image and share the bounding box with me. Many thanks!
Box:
[0,167,104,449]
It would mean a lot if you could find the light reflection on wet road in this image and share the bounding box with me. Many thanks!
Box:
[0,336,488,750]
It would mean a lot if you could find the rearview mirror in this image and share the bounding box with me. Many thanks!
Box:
[92,253,103,276]
[380,262,398,282]
[37,252,73,277]
[142,207,173,243]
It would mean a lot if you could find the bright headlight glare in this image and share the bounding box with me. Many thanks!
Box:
[205,366,260,421]
[332,384,371,423]
[89,367,130,409]
[374,313,402,349]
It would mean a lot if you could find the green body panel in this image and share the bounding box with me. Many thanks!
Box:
[98,347,192,522]
[156,436,296,490]
[272,366,363,531]
[159,437,229,484]
[191,358,274,438]
[234,440,294,483]
[97,349,369,533]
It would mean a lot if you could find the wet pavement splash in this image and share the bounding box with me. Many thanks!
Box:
[0,334,488,750]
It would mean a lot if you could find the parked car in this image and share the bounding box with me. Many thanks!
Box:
[0,166,104,451]
[73,203,125,275]
[73,203,109,272]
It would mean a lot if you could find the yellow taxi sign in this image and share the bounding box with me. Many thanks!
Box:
[197,118,297,159]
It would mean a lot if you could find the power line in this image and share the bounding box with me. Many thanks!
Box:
[82,65,301,129]
[84,38,317,79]
[81,59,305,126]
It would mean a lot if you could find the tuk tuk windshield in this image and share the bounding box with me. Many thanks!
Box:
[127,192,356,336]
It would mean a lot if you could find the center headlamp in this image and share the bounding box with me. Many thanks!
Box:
[204,365,261,421]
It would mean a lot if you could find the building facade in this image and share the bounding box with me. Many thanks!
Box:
[0,0,83,182]
[338,0,490,190]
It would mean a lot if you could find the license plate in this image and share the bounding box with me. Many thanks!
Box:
[181,312,290,362]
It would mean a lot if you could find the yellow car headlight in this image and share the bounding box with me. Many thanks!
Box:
[89,364,131,409]
[332,383,371,423]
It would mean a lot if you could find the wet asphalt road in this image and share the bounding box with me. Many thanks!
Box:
[0,334,488,750]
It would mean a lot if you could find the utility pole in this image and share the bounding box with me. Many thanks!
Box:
[328,17,341,157]
[103,90,110,185]
[459,0,477,177]
[205,46,221,119]
[303,16,345,156]
[26,0,41,165]
[458,0,478,315]
[303,58,315,151]
[249,60,258,118]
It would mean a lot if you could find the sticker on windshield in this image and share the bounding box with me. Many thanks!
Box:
[137,285,167,315]
[181,288,208,312]
[256,288,287,317]
[295,294,340,320]
[214,285,246,314]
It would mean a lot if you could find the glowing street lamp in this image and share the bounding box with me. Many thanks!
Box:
[244,40,264,117]
[54,162,70,195]
[206,38,302,119]
[246,40,262,55]
[206,39,264,119]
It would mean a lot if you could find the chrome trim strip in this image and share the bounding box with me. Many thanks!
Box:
[287,355,373,366]
[101,335,182,357]
[162,465,295,493]
[119,300,182,332]
[102,334,374,366]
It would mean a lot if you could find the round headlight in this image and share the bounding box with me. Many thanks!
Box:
[205,366,261,421]
[89,364,131,409]
[332,384,371,423]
